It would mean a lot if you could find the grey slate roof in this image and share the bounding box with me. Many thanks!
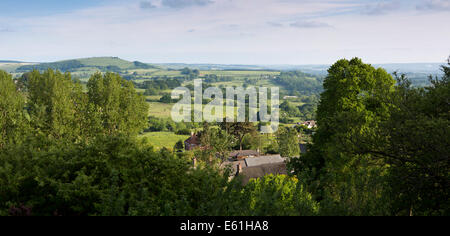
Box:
[244,154,285,167]
[223,154,288,184]
[240,162,288,184]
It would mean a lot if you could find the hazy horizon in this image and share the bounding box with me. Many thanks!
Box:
[1,56,447,66]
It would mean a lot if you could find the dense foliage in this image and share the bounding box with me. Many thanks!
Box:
[290,58,449,216]
[277,127,300,158]
[147,116,196,133]
[0,71,27,149]
[275,71,323,96]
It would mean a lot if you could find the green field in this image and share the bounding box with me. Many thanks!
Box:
[201,70,280,77]
[151,70,183,76]
[148,102,174,118]
[140,132,189,149]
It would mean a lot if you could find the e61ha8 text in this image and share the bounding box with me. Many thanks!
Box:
[224,221,269,231]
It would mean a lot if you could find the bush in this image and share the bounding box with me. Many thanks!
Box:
[241,175,319,216]
[176,128,192,135]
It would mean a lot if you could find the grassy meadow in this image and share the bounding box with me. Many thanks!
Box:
[139,132,190,149]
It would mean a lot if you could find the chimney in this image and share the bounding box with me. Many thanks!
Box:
[192,157,197,168]
[236,163,243,176]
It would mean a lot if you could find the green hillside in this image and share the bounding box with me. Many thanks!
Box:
[0,60,23,63]
[76,57,151,69]
[15,57,157,73]
[0,62,33,73]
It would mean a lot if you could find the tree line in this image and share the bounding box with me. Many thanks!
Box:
[274,71,323,96]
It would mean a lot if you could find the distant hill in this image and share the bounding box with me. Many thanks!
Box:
[0,60,23,63]
[7,57,446,87]
[15,57,157,73]
[0,61,34,73]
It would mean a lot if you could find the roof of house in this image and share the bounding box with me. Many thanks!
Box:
[221,160,246,174]
[302,120,316,126]
[245,154,284,167]
[223,154,288,184]
[229,150,260,158]
[240,162,288,184]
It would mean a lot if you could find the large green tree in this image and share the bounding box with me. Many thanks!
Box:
[293,58,396,215]
[200,123,236,163]
[277,127,300,157]
[27,69,86,141]
[87,72,148,136]
[294,58,449,216]
[221,121,257,150]
[0,70,28,149]
[353,64,450,215]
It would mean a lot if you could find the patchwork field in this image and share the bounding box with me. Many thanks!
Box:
[148,102,174,118]
[140,132,190,149]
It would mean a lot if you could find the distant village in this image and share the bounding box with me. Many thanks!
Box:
[184,121,317,183]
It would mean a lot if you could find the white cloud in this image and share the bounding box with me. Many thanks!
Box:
[161,0,214,8]
[140,1,156,9]
[290,20,332,28]
[362,1,401,15]
[417,0,450,11]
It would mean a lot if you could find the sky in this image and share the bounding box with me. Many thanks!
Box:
[0,0,449,65]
